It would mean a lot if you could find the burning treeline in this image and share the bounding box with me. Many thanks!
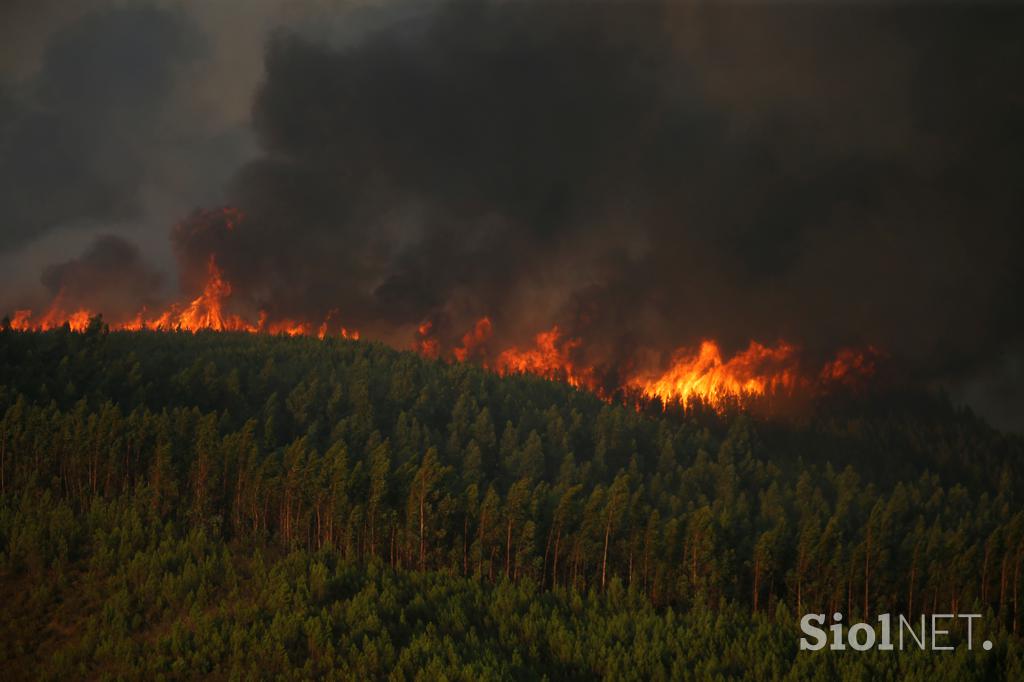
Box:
[7,208,877,411]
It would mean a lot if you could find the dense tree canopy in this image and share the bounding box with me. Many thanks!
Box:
[0,321,1021,679]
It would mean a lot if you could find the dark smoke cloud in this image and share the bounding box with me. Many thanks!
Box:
[209,2,704,336]
[40,234,163,318]
[181,1,1024,425]
[0,6,203,250]
[5,1,1024,429]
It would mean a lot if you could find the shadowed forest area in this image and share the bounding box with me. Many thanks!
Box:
[0,321,1022,679]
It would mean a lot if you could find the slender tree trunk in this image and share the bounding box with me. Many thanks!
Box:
[628,538,634,587]
[571,545,579,589]
[982,542,991,605]
[552,527,562,589]
[419,488,426,570]
[753,553,761,613]
[864,526,871,619]
[477,509,487,579]
[369,510,375,558]
[316,503,322,549]
[847,575,853,618]
[234,470,245,534]
[643,538,650,596]
[542,523,554,588]
[1013,545,1021,634]
[123,438,130,492]
[1000,553,1008,619]
[601,519,612,590]
[506,519,513,579]
[908,560,916,618]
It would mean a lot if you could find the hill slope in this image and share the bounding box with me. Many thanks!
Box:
[0,326,1022,679]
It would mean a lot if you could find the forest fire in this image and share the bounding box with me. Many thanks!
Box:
[5,207,875,411]
[6,291,874,410]
[9,258,353,341]
[494,325,594,390]
[429,318,875,407]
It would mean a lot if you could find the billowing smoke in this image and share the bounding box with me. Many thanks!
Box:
[5,1,1024,428]
[176,3,1024,396]
[40,234,163,318]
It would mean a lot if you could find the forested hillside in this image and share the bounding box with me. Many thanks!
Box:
[1,321,1022,680]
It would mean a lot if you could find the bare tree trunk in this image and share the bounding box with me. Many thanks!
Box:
[1014,545,1021,635]
[506,519,513,579]
[753,553,761,613]
[315,504,322,549]
[542,523,554,588]
[601,519,612,590]
[1000,553,1009,619]
[477,509,487,579]
[372,509,380,557]
[552,527,562,589]
[982,542,991,605]
[908,561,916,617]
[628,537,634,587]
[123,438,130,492]
[847,575,853,618]
[643,538,650,596]
[571,545,579,590]
[419,488,426,570]
[864,526,871,619]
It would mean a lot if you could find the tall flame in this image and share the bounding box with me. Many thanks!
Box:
[424,317,876,408]
[453,316,493,362]
[494,326,594,388]
[629,340,800,404]
[6,209,360,341]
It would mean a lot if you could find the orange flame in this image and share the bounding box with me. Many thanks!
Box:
[10,310,33,331]
[175,255,248,331]
[6,208,360,340]
[7,299,873,410]
[627,340,800,404]
[5,200,872,411]
[415,321,441,359]
[428,317,876,409]
[453,316,492,362]
[494,325,594,388]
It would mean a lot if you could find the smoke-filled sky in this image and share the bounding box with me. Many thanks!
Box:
[1,1,1023,429]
